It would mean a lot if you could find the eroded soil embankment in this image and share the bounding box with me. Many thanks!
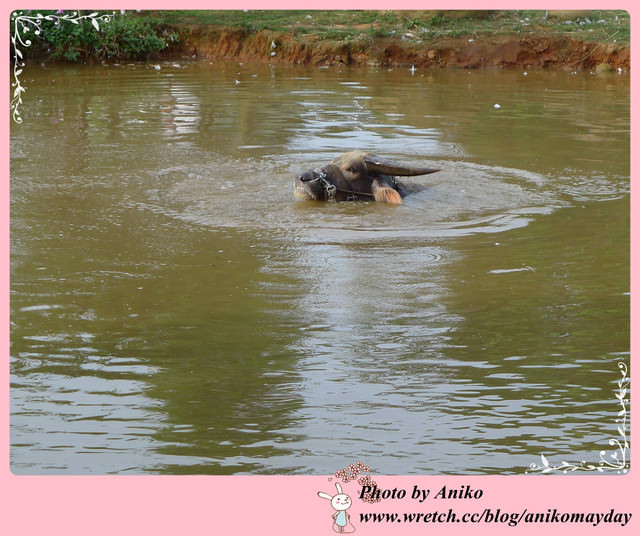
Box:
[176,26,630,71]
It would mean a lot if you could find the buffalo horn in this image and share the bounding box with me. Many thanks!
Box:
[364,154,440,176]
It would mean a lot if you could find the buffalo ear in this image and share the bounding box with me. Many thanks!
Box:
[364,154,440,177]
[372,185,403,204]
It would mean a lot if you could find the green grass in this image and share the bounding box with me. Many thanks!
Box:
[15,9,629,63]
[144,9,630,44]
[14,10,180,61]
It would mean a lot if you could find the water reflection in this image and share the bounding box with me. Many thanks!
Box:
[10,62,629,474]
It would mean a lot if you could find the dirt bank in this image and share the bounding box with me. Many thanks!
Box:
[175,26,630,71]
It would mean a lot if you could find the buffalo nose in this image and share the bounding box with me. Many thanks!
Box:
[298,173,309,182]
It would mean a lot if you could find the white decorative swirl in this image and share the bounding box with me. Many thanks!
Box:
[10,10,114,124]
[527,361,629,474]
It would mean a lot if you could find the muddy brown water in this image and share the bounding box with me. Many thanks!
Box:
[10,61,629,474]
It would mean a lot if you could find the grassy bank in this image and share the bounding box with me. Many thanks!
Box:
[15,9,630,67]
[151,9,630,45]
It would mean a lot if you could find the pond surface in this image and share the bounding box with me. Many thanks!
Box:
[10,61,629,474]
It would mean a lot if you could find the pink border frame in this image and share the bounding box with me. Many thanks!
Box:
[4,2,636,534]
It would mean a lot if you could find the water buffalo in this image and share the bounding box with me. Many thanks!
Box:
[294,151,440,204]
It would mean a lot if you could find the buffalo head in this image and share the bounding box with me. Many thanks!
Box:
[294,151,440,204]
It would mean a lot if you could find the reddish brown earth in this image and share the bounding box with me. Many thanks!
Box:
[176,26,630,71]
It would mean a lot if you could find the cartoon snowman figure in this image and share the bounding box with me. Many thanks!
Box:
[317,482,355,533]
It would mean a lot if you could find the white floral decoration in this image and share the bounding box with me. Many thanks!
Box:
[10,10,114,123]
[527,361,629,474]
